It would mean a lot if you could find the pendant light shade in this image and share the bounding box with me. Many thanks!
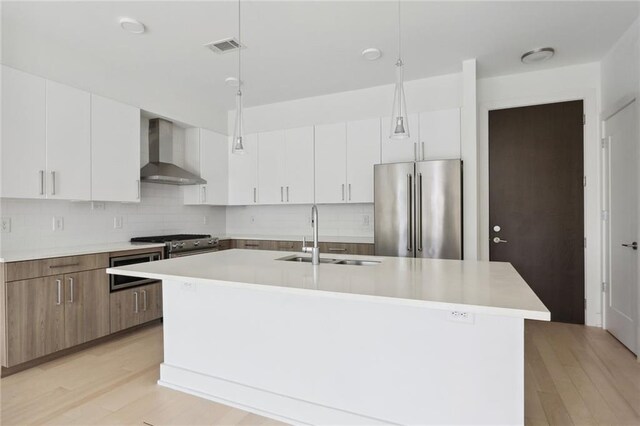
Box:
[390,59,409,139]
[232,89,245,154]
[389,0,410,140]
[232,0,245,154]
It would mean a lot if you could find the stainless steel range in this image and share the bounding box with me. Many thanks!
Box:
[131,234,219,258]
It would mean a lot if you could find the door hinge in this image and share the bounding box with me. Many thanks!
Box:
[601,210,608,221]
[602,282,607,292]
[584,237,587,248]
[583,176,587,187]
[601,138,607,149]
[582,114,586,125]
[584,298,587,310]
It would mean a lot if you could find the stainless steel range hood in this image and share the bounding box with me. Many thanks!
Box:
[140,118,206,185]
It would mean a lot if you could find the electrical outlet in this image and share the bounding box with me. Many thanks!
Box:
[52,216,64,231]
[203,215,208,225]
[447,311,474,324]
[113,216,123,229]
[363,215,370,226]
[1,217,11,233]
[250,216,255,224]
[91,201,105,210]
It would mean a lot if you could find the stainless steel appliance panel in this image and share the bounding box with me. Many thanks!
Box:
[109,252,161,292]
[415,160,462,259]
[374,162,416,257]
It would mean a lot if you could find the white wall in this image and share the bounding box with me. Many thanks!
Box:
[226,204,373,238]
[0,183,226,252]
[477,62,602,326]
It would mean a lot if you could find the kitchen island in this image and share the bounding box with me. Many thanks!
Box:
[108,249,549,425]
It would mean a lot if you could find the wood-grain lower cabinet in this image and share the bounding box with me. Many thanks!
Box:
[5,276,65,366]
[110,282,162,333]
[63,269,110,347]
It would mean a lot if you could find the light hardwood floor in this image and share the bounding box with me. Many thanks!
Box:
[1,321,639,425]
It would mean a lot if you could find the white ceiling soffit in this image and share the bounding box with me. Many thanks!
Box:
[2,1,638,122]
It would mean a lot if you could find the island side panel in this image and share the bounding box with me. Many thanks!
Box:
[159,279,524,425]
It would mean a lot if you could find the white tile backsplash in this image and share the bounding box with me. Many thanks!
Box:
[0,182,226,252]
[225,203,374,238]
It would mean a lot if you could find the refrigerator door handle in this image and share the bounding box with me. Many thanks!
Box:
[407,174,413,252]
[418,172,423,251]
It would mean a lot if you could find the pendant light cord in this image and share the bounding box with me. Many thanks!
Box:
[397,0,402,65]
[238,0,242,96]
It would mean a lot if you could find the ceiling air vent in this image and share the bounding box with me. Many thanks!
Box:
[205,37,245,54]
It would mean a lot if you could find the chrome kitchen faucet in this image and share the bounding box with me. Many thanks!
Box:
[302,204,320,265]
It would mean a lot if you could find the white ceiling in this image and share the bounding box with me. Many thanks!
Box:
[2,1,638,133]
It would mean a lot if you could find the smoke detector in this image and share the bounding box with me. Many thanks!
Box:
[521,47,555,64]
[361,48,382,61]
[119,17,146,34]
[205,37,245,54]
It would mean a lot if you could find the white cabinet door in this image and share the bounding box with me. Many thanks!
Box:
[91,95,140,202]
[46,81,91,200]
[381,113,420,163]
[284,126,314,204]
[1,66,47,199]
[200,129,228,205]
[419,108,461,160]
[258,130,286,205]
[315,123,347,204]
[346,118,381,203]
[228,133,258,205]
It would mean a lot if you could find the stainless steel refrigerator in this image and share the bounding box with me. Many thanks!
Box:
[374,159,462,259]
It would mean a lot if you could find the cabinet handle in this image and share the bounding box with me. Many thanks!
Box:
[341,184,345,201]
[137,180,141,200]
[134,291,139,313]
[286,186,290,202]
[201,186,207,203]
[328,247,347,252]
[142,289,147,311]
[253,187,257,203]
[407,174,413,252]
[421,142,425,160]
[49,262,80,269]
[68,277,74,303]
[50,171,56,195]
[348,184,352,201]
[39,170,45,195]
[56,279,61,305]
[414,143,418,161]
[245,243,260,247]
[281,186,284,202]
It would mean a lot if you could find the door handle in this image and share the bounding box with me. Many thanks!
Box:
[253,187,257,203]
[417,173,423,252]
[286,186,290,202]
[492,237,508,244]
[622,242,638,250]
[142,289,147,311]
[68,277,74,303]
[281,186,284,202]
[134,291,139,313]
[348,183,352,201]
[407,174,413,252]
[341,184,345,201]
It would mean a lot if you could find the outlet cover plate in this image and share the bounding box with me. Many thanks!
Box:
[1,217,11,233]
[52,216,64,231]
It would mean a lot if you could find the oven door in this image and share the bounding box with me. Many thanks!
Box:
[110,252,161,292]
[169,248,219,258]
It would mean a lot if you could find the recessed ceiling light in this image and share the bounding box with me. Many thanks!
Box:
[361,48,382,61]
[521,47,555,64]
[225,77,242,87]
[119,17,146,34]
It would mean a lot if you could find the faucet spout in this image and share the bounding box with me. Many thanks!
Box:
[302,205,320,265]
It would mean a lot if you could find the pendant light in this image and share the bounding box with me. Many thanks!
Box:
[232,0,245,154]
[389,0,409,140]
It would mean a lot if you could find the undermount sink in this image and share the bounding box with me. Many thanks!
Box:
[277,255,380,266]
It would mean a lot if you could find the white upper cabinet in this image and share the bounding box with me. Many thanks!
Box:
[419,108,461,160]
[1,66,47,199]
[283,126,314,204]
[46,81,91,200]
[228,133,258,205]
[91,95,140,202]
[184,128,229,205]
[257,130,286,205]
[381,113,420,163]
[346,118,381,203]
[315,123,347,204]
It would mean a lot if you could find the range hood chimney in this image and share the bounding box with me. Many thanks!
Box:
[140,118,206,185]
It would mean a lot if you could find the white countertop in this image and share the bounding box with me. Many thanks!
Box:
[217,234,374,244]
[0,242,166,263]
[108,249,550,320]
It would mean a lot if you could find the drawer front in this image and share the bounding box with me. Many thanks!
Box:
[319,242,375,255]
[277,241,302,251]
[218,239,232,250]
[6,253,109,282]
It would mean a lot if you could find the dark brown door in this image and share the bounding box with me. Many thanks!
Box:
[489,101,584,324]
